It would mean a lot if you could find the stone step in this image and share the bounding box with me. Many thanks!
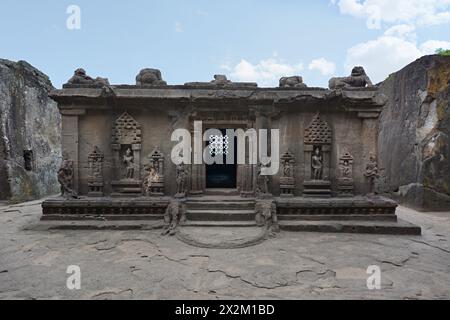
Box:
[186,209,255,221]
[204,189,240,196]
[278,214,397,222]
[279,219,421,235]
[181,221,257,227]
[186,201,255,210]
[187,195,254,202]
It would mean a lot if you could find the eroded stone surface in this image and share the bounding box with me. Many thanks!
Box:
[0,59,61,201]
[0,200,449,300]
[378,55,450,211]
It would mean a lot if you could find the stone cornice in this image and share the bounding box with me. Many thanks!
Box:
[50,86,386,114]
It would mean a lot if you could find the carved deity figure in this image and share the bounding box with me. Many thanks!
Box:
[176,163,187,196]
[143,166,161,195]
[329,66,373,90]
[364,154,379,194]
[162,200,183,236]
[256,163,270,195]
[89,146,103,179]
[311,147,324,180]
[282,160,293,178]
[340,160,352,178]
[123,148,135,179]
[365,154,378,178]
[92,159,102,178]
[58,157,77,198]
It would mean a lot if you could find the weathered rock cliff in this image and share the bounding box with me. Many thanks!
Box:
[0,59,61,201]
[379,55,450,211]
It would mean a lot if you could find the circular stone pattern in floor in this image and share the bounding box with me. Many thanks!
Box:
[176,226,268,249]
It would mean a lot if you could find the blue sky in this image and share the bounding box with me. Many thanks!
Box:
[1,0,450,88]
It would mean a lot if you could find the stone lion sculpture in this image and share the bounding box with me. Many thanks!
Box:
[279,76,307,88]
[329,66,373,90]
[136,68,167,86]
[67,68,110,86]
[162,200,186,236]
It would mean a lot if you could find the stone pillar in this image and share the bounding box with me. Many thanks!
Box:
[132,143,141,179]
[359,113,379,158]
[239,164,254,197]
[190,164,205,196]
[60,109,85,194]
[359,112,379,194]
[254,110,270,195]
[111,144,121,179]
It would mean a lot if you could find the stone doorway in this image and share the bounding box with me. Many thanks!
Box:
[205,128,238,189]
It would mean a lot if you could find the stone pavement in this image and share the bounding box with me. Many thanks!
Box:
[0,199,449,300]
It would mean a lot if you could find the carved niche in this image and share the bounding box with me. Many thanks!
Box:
[337,150,354,197]
[87,146,105,197]
[280,150,296,197]
[303,113,332,198]
[111,112,142,196]
[143,147,165,197]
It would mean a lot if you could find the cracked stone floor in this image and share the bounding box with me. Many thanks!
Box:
[0,199,449,300]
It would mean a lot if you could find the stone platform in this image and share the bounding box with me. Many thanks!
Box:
[40,195,421,236]
[41,197,170,221]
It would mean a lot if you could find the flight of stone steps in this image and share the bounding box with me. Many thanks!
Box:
[183,196,257,227]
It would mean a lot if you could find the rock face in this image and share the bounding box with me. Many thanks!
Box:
[378,55,450,211]
[0,59,61,201]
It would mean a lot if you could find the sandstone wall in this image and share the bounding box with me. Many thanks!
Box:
[379,55,450,211]
[0,59,61,201]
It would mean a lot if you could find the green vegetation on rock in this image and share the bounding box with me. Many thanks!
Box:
[436,48,450,56]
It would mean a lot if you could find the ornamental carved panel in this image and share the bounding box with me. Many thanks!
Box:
[304,113,332,145]
[112,112,142,145]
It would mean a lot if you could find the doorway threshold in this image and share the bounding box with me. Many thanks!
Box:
[205,189,239,196]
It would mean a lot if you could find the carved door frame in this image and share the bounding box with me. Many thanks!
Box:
[189,112,255,196]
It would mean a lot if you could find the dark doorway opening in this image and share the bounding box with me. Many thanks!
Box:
[206,129,237,189]
[23,150,34,171]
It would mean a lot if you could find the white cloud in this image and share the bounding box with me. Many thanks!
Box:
[420,40,450,54]
[333,0,450,29]
[308,58,337,76]
[384,24,416,41]
[227,58,304,87]
[345,31,450,83]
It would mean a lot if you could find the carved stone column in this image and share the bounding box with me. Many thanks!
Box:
[60,109,86,194]
[337,150,354,197]
[190,164,205,196]
[280,151,295,197]
[87,146,104,197]
[143,148,165,196]
[189,116,205,196]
